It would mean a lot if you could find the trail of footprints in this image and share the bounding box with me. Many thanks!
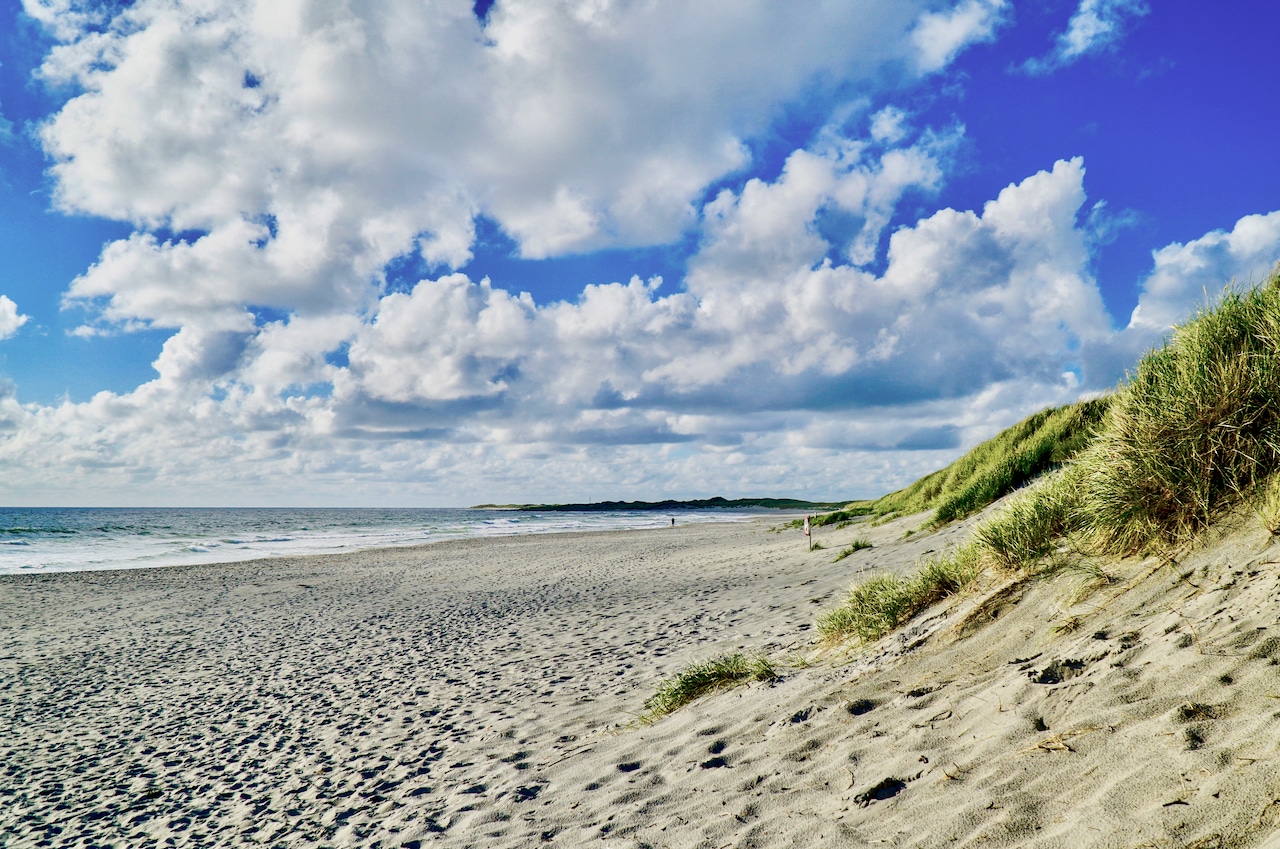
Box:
[0,528,792,848]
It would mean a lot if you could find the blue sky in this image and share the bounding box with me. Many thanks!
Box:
[0,0,1278,506]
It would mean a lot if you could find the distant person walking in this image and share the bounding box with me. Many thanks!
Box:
[670,516,675,527]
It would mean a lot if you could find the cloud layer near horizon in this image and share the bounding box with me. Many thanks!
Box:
[3,0,1280,505]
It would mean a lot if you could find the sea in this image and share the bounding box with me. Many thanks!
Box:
[0,506,775,575]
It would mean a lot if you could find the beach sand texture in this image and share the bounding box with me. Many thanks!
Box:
[5,514,1280,847]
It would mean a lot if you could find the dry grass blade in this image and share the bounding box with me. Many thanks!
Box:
[1018,726,1100,755]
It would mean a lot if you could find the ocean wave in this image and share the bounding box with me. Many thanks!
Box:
[0,506,773,575]
[0,527,75,535]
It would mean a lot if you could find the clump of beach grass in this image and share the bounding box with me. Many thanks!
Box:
[817,545,980,643]
[975,271,1280,560]
[972,464,1084,571]
[833,538,873,561]
[811,505,875,527]
[643,653,777,718]
[1077,273,1280,553]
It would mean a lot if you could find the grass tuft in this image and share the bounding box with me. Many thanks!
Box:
[817,545,980,644]
[832,538,873,561]
[1076,274,1280,553]
[643,653,777,718]
[811,506,874,527]
[972,465,1083,571]
[816,574,914,644]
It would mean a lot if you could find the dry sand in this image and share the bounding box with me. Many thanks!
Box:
[4,513,1280,848]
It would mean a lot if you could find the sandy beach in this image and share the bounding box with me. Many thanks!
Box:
[5,513,1280,847]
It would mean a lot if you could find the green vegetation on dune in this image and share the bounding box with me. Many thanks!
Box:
[989,271,1280,562]
[821,266,1280,646]
[649,268,1280,703]
[832,538,873,561]
[1079,279,1280,552]
[810,504,875,527]
[817,545,980,643]
[865,397,1111,527]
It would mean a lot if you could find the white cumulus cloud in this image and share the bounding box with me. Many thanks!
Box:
[0,296,28,340]
[0,156,1127,504]
[911,0,1007,74]
[30,0,951,340]
[5,1,1274,506]
[1127,211,1280,334]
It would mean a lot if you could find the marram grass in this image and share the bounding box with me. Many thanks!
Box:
[643,653,777,718]
[820,265,1280,645]
[817,545,980,644]
[832,538,873,561]
[1077,275,1280,553]
[860,397,1110,527]
[972,464,1083,570]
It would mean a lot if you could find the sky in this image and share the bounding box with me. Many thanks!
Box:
[0,0,1278,507]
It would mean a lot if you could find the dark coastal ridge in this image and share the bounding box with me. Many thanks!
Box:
[471,496,847,512]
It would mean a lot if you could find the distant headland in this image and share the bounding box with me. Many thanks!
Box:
[470,496,847,512]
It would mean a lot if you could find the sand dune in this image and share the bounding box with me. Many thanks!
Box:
[4,513,1280,847]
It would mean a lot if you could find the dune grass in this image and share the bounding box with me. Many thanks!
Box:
[820,268,1280,645]
[1076,276,1280,553]
[817,545,981,643]
[812,398,1110,532]
[972,464,1084,570]
[832,538,873,561]
[643,653,777,718]
[812,505,875,527]
[873,398,1109,526]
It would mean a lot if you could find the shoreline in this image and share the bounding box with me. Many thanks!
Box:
[0,506,786,577]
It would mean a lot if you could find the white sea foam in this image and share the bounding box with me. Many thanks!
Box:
[0,507,770,575]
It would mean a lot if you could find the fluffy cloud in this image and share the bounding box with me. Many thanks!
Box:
[911,0,1007,74]
[0,155,1123,503]
[31,0,953,341]
[1022,0,1149,75]
[0,296,28,340]
[1127,211,1280,334]
[6,1,1271,505]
